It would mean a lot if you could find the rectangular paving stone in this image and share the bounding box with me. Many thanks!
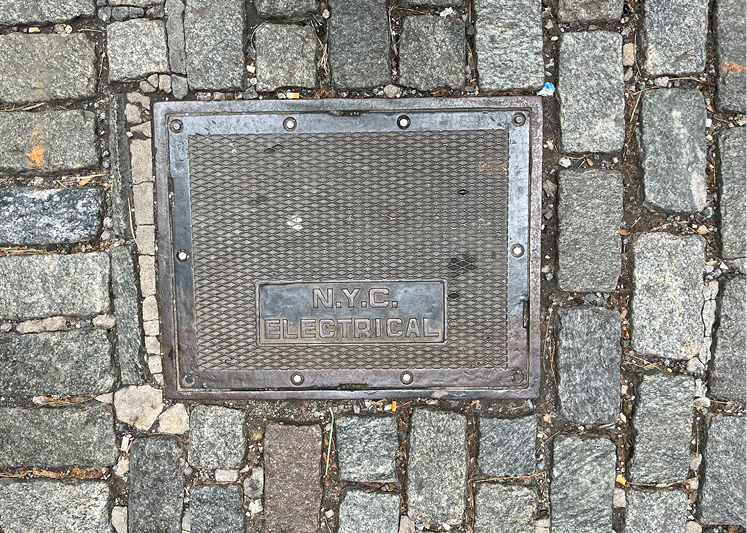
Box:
[111,245,147,385]
[711,276,746,400]
[109,95,135,240]
[626,489,687,533]
[0,187,103,246]
[552,435,616,533]
[255,0,317,18]
[558,307,621,424]
[255,23,317,92]
[190,484,244,533]
[129,436,186,533]
[336,415,398,482]
[264,424,322,533]
[639,89,707,213]
[641,0,708,76]
[0,329,114,396]
[630,233,705,360]
[699,414,746,526]
[0,0,95,25]
[474,0,544,92]
[0,403,117,467]
[0,480,109,533]
[557,169,622,292]
[399,15,465,92]
[338,490,400,533]
[629,373,694,484]
[188,405,246,469]
[0,110,97,175]
[0,252,109,319]
[557,0,621,22]
[474,484,535,533]
[478,415,535,476]
[407,409,467,526]
[559,32,624,153]
[719,127,746,260]
[328,0,390,90]
[714,0,746,113]
[108,19,169,82]
[185,0,245,91]
[400,0,464,5]
[0,34,96,104]
[165,0,187,74]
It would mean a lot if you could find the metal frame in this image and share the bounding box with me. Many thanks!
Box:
[154,97,543,400]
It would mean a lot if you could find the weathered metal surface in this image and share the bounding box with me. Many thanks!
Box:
[154,97,543,399]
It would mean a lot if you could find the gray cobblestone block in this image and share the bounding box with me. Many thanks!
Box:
[0,403,117,468]
[189,405,246,469]
[474,0,544,92]
[0,330,114,395]
[552,435,616,533]
[0,252,109,320]
[108,19,169,82]
[111,245,147,385]
[110,0,164,6]
[630,233,705,360]
[165,0,187,74]
[711,276,746,400]
[264,424,322,533]
[255,0,317,18]
[639,89,707,213]
[336,415,398,482]
[185,0,245,90]
[714,0,746,113]
[328,0,390,90]
[0,187,103,246]
[629,373,694,483]
[699,414,746,526]
[109,96,134,240]
[641,0,708,76]
[0,0,94,25]
[0,110,97,175]
[0,34,96,104]
[625,489,687,533]
[399,0,464,5]
[190,484,244,533]
[338,490,400,533]
[130,436,186,533]
[558,307,621,424]
[719,127,746,259]
[407,409,467,525]
[133,181,155,225]
[557,0,621,22]
[474,484,535,533]
[557,169,622,292]
[255,24,317,91]
[0,480,109,533]
[478,415,535,476]
[559,32,624,153]
[399,15,465,91]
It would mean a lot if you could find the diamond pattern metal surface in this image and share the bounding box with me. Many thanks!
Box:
[186,129,510,372]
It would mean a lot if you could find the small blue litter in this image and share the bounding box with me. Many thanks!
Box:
[538,82,555,97]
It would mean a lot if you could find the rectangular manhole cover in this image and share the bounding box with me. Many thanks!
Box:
[154,97,542,399]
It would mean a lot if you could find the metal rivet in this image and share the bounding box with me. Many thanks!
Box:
[511,244,525,258]
[170,119,183,133]
[512,113,526,126]
[176,249,189,262]
[283,117,297,131]
[291,372,304,386]
[182,374,196,387]
[400,371,413,385]
[511,370,525,383]
[397,115,411,130]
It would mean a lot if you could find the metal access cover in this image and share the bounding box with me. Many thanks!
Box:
[154,97,542,400]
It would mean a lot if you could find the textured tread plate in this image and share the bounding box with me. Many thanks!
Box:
[155,97,542,399]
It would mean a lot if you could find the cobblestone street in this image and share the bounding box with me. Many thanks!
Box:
[0,0,745,532]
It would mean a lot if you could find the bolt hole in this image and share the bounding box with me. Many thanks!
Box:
[458,188,468,195]
[283,117,297,131]
[397,115,411,130]
[512,113,526,126]
[291,372,304,386]
[400,371,413,385]
[182,374,195,387]
[169,119,183,133]
[511,244,525,258]
[176,250,189,262]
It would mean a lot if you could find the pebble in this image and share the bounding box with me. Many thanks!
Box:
[215,469,239,483]
[559,157,572,168]
[383,84,402,98]
[114,384,163,430]
[622,43,636,66]
[158,403,189,434]
[111,506,128,533]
